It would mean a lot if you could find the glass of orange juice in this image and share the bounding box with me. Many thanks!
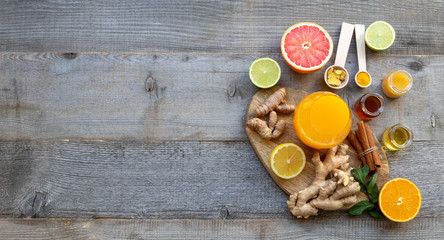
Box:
[382,70,413,98]
[293,92,352,149]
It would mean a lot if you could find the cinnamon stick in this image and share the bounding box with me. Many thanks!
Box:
[356,121,375,171]
[347,131,367,166]
[364,122,381,169]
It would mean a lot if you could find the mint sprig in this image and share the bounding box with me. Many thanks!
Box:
[349,165,386,219]
[349,200,373,215]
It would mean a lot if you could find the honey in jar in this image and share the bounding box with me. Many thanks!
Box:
[354,93,384,120]
[382,124,413,150]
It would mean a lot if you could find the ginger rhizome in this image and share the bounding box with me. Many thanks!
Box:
[275,103,296,114]
[248,88,295,139]
[247,111,286,140]
[256,88,295,117]
[256,88,285,117]
[287,144,361,218]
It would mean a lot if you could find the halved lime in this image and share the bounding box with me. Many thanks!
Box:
[249,58,281,88]
[365,21,396,51]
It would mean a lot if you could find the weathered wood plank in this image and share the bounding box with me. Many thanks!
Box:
[0,140,442,219]
[0,0,443,54]
[0,218,442,239]
[0,53,442,141]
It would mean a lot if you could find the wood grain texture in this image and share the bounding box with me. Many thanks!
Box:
[0,140,441,219]
[0,218,443,239]
[0,53,442,141]
[0,0,442,237]
[245,87,388,196]
[0,0,443,54]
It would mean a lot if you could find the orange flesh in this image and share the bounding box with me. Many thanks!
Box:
[379,178,421,222]
[294,92,351,149]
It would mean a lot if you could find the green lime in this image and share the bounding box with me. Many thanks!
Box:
[249,58,281,88]
[365,21,396,51]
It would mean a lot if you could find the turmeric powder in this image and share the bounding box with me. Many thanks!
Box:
[356,72,370,87]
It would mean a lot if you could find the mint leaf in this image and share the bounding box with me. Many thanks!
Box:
[367,172,378,189]
[367,172,379,203]
[352,165,370,192]
[368,209,385,219]
[352,168,366,186]
[359,183,366,192]
[368,186,379,203]
[349,200,374,215]
[362,165,369,178]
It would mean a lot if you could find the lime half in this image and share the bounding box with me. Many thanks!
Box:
[249,58,281,88]
[365,21,396,51]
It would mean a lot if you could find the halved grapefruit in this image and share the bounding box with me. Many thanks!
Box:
[281,22,333,73]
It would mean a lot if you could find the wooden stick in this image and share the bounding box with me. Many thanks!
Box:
[356,121,375,171]
[347,131,367,166]
[364,122,382,169]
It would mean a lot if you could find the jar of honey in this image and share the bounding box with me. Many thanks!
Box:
[293,92,352,149]
[382,70,413,98]
[382,124,413,150]
[354,93,384,120]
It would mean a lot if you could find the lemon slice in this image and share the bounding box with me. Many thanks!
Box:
[365,21,396,51]
[270,143,306,179]
[249,58,281,88]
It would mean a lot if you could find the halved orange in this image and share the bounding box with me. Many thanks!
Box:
[270,143,306,179]
[379,178,421,222]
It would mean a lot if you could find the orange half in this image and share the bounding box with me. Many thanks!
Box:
[379,178,421,222]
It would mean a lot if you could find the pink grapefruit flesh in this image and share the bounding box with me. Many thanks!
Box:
[281,23,333,73]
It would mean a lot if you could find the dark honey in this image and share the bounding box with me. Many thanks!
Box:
[354,93,384,120]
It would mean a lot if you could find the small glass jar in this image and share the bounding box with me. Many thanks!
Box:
[354,93,384,120]
[382,124,413,150]
[382,70,413,98]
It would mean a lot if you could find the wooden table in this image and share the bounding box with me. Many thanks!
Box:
[0,1,443,239]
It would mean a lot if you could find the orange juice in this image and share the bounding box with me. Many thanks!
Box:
[294,92,352,149]
[382,70,413,98]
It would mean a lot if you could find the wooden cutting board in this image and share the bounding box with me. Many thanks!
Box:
[245,86,389,199]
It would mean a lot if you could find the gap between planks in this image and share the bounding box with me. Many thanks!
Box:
[0,138,250,143]
[1,51,444,57]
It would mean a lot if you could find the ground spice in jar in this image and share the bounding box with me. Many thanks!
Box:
[356,72,370,87]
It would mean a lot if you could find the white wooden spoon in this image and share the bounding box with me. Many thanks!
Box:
[324,22,355,89]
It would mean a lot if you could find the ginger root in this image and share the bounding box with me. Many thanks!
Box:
[255,88,295,116]
[287,144,361,218]
[256,88,287,117]
[268,111,278,129]
[247,112,286,140]
[276,103,296,114]
[248,88,295,139]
